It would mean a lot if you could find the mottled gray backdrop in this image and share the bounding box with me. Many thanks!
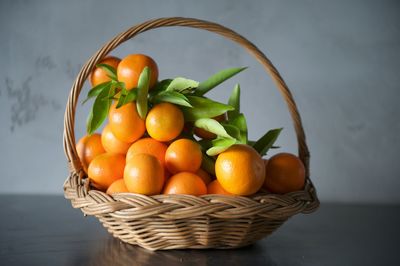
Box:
[1,0,399,203]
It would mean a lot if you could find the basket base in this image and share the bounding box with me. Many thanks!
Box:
[97,214,287,251]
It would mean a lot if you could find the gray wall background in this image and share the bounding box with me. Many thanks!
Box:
[1,0,399,204]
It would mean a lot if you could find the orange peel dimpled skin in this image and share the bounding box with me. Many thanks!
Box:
[108,102,145,143]
[215,144,265,196]
[165,139,202,174]
[117,54,158,90]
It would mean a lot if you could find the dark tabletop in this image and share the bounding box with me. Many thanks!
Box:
[0,195,399,266]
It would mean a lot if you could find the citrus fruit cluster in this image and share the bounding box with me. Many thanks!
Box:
[76,54,306,196]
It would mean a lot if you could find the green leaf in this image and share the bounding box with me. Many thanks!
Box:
[136,67,150,119]
[151,91,192,107]
[206,137,237,156]
[124,89,137,103]
[86,108,94,134]
[201,153,216,176]
[148,79,173,101]
[248,140,279,148]
[113,81,127,90]
[221,124,241,142]
[166,77,199,93]
[149,79,173,95]
[227,113,248,143]
[116,87,128,107]
[227,84,240,120]
[96,63,117,81]
[195,67,247,96]
[182,96,234,121]
[248,140,256,146]
[252,128,283,156]
[116,89,138,108]
[86,85,113,134]
[194,118,233,139]
[100,82,120,101]
[82,81,111,105]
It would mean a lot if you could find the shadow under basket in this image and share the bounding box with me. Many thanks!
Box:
[63,17,319,251]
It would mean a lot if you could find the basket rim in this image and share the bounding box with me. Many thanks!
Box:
[64,170,319,218]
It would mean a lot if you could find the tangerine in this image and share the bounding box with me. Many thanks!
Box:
[207,180,232,195]
[101,124,131,155]
[264,153,305,194]
[126,137,167,166]
[90,56,120,87]
[106,179,128,195]
[76,134,106,172]
[165,139,202,174]
[117,54,158,90]
[124,154,164,195]
[215,144,265,196]
[145,102,184,142]
[88,153,125,191]
[109,102,145,143]
[163,172,207,196]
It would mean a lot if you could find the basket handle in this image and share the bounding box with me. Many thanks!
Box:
[63,17,310,177]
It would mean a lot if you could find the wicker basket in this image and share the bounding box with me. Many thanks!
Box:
[63,17,319,251]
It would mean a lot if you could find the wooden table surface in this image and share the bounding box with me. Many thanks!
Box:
[0,195,399,266]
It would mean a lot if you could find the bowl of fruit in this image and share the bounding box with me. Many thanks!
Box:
[63,17,319,251]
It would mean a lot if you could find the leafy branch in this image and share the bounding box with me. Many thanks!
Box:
[83,63,283,157]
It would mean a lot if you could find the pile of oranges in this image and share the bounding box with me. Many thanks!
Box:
[76,54,306,197]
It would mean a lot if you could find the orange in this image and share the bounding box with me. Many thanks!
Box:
[196,168,212,185]
[88,153,125,191]
[165,139,202,174]
[264,153,305,194]
[106,179,128,195]
[109,102,145,143]
[117,54,158,90]
[215,144,265,196]
[194,114,226,140]
[145,103,184,142]
[163,172,207,196]
[101,124,131,155]
[207,180,232,195]
[124,154,164,195]
[90,56,120,87]
[126,137,167,166]
[76,134,106,172]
